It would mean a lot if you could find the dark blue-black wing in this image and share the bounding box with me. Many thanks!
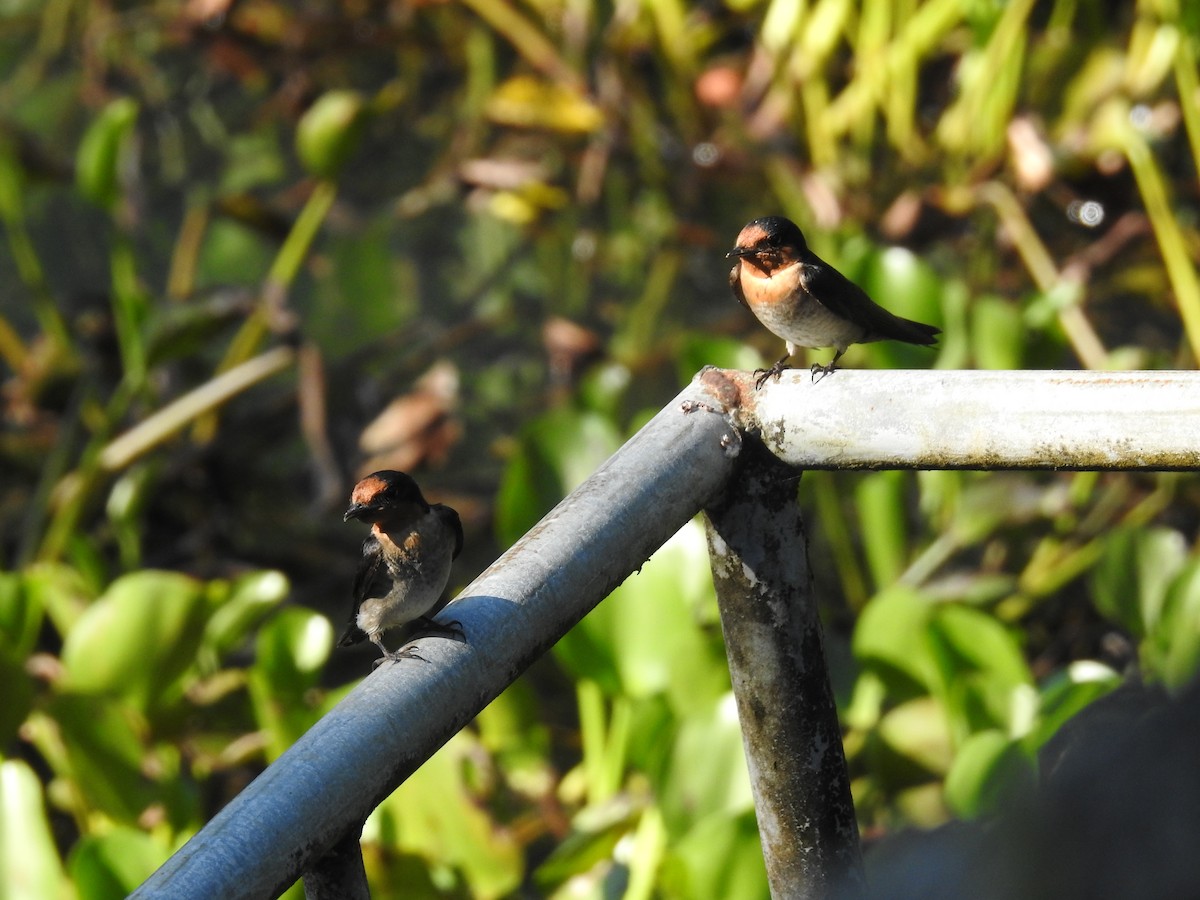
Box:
[337,534,386,646]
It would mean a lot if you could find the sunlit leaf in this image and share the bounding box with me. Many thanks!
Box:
[660,693,753,826]
[1032,660,1120,748]
[853,586,937,694]
[877,696,955,777]
[60,571,209,710]
[69,828,168,900]
[366,731,523,899]
[660,810,767,900]
[1150,560,1200,688]
[556,522,728,712]
[248,608,333,760]
[36,695,159,824]
[202,569,291,665]
[486,75,604,133]
[0,760,66,900]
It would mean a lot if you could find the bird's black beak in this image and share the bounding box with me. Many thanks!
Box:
[726,246,755,260]
[343,503,372,523]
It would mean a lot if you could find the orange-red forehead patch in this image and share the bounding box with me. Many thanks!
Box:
[735,222,771,247]
[350,474,390,506]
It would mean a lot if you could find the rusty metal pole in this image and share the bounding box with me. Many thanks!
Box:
[704,371,864,900]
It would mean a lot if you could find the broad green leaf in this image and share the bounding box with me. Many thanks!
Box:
[660,810,767,900]
[60,570,208,710]
[1151,560,1200,687]
[555,522,728,712]
[660,693,753,827]
[674,336,763,385]
[367,731,523,899]
[70,828,168,900]
[943,730,1035,818]
[927,603,1030,692]
[855,472,911,590]
[36,695,159,825]
[877,696,954,777]
[853,586,937,695]
[0,760,66,900]
[248,608,333,760]
[970,295,1024,369]
[495,408,621,547]
[202,569,290,665]
[1032,660,1120,749]
[1091,526,1186,636]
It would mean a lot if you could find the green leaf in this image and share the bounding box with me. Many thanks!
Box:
[69,828,168,900]
[876,696,955,777]
[1150,560,1200,687]
[495,408,621,547]
[366,731,523,898]
[919,604,1033,742]
[970,295,1024,369]
[0,760,67,899]
[856,243,943,369]
[76,97,139,208]
[1091,526,1187,636]
[0,571,42,658]
[853,586,937,695]
[554,521,728,712]
[660,693,754,826]
[60,570,209,710]
[248,608,333,760]
[943,730,1034,818]
[660,810,767,900]
[37,694,159,824]
[1032,660,1120,749]
[855,472,911,590]
[296,90,368,179]
[202,570,290,665]
[674,336,763,384]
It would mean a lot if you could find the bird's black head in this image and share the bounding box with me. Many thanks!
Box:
[343,470,430,523]
[726,216,809,270]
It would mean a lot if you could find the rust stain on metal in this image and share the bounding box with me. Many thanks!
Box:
[697,366,752,414]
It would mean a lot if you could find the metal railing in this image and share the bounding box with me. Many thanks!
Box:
[131,368,1200,900]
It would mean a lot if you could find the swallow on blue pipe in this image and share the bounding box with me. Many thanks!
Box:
[338,470,463,664]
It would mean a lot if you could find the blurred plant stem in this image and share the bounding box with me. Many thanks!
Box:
[195,179,338,442]
[976,181,1108,369]
[578,679,630,805]
[0,137,73,362]
[1095,100,1200,363]
[39,347,295,562]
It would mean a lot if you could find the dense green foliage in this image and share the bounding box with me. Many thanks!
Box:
[2,0,1200,896]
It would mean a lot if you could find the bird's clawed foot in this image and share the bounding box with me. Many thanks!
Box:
[370,618,466,666]
[753,356,792,390]
[810,361,837,382]
[374,645,426,666]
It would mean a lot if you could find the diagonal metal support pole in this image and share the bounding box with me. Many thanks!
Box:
[131,372,741,900]
[704,373,863,899]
